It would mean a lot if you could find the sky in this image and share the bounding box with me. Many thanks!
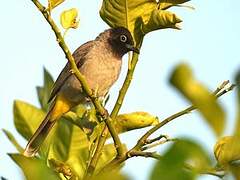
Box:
[0,0,240,180]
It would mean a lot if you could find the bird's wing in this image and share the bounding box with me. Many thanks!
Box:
[48,41,95,103]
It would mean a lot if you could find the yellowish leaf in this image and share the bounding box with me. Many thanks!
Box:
[170,63,225,136]
[48,0,65,10]
[114,112,159,133]
[60,8,79,30]
[214,136,240,165]
[100,0,191,45]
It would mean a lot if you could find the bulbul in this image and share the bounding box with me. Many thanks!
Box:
[23,27,139,157]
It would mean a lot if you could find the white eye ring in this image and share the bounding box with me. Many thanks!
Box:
[120,35,127,42]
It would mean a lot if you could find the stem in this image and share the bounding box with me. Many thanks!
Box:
[31,0,124,169]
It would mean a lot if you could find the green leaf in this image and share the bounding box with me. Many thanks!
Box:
[48,117,90,178]
[13,100,45,140]
[2,129,24,153]
[36,68,54,111]
[150,139,211,180]
[170,63,225,136]
[114,112,159,133]
[9,153,60,180]
[100,0,190,45]
[214,136,240,166]
[92,171,128,180]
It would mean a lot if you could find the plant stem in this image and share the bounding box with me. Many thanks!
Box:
[31,0,124,167]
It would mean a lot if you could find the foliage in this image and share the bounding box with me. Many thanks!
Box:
[3,0,240,180]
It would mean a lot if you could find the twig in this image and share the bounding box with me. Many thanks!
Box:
[31,0,124,170]
[102,81,235,170]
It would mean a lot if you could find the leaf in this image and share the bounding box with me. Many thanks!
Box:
[96,144,127,173]
[214,136,240,166]
[48,0,65,10]
[13,100,45,140]
[170,63,225,136]
[13,100,52,156]
[92,171,128,180]
[234,70,240,136]
[150,139,211,180]
[48,117,90,178]
[36,67,54,111]
[9,153,60,180]
[60,8,79,30]
[114,112,159,133]
[100,0,190,45]
[2,129,24,153]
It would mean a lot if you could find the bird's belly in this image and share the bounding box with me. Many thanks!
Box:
[81,58,122,96]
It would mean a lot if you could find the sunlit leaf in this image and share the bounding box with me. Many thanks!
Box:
[48,117,90,178]
[114,112,159,133]
[2,129,24,153]
[170,63,225,136]
[60,8,79,30]
[100,0,190,45]
[48,0,65,10]
[9,153,60,180]
[150,139,211,180]
[36,67,54,111]
[13,100,53,156]
[234,70,240,136]
[96,144,127,173]
[214,136,240,166]
[13,100,45,140]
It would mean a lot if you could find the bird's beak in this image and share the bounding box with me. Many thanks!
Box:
[126,44,140,54]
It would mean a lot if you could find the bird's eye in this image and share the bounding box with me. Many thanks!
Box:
[120,35,127,42]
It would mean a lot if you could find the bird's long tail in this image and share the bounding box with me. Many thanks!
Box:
[23,94,72,157]
[23,110,56,157]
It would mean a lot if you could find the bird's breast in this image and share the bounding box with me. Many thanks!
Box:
[80,48,122,97]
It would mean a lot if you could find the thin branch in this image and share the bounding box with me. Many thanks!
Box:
[31,0,124,168]
[102,81,235,170]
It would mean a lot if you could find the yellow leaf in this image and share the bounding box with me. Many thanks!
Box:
[60,8,79,30]
[114,111,159,133]
[48,0,65,10]
[214,136,240,165]
[170,63,225,136]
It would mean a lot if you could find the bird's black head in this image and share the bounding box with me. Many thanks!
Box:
[108,27,139,57]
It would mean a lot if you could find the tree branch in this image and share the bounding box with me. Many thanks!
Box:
[102,81,235,170]
[31,0,124,169]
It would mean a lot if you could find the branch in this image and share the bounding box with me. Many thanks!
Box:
[128,151,225,179]
[85,46,141,174]
[102,81,235,170]
[31,0,124,167]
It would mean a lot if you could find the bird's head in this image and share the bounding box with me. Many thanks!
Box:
[97,27,139,57]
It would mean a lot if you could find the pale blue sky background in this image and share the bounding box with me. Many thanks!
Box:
[0,0,240,180]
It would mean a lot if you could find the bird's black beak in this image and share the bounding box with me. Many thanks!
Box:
[126,44,140,54]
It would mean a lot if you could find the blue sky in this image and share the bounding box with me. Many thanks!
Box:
[0,0,240,179]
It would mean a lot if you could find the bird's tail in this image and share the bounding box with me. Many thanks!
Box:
[23,94,73,157]
[23,110,56,157]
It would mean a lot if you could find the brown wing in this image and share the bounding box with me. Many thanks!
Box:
[48,41,95,103]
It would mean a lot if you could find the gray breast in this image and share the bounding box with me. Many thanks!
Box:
[60,41,122,104]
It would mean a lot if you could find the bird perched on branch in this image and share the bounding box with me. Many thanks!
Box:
[23,27,139,157]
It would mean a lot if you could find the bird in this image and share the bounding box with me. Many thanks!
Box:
[23,27,139,157]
